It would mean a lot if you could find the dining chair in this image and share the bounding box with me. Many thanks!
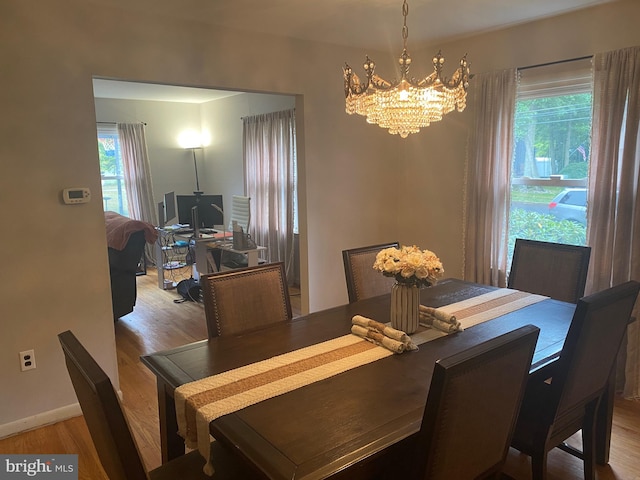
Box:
[57,330,258,480]
[342,242,399,303]
[408,324,540,480]
[510,280,640,480]
[508,238,591,303]
[201,261,292,338]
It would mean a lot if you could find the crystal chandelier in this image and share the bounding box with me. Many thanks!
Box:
[343,0,471,138]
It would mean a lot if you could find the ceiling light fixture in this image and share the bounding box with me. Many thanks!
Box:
[343,0,471,138]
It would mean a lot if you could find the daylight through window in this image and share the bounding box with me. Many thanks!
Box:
[507,58,592,265]
[97,124,129,216]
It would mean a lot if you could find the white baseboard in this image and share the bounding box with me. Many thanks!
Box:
[0,390,123,440]
[0,403,82,440]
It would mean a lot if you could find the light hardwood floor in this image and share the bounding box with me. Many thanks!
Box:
[0,267,638,480]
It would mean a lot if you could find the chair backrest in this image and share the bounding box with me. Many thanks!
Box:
[58,330,148,480]
[229,195,251,233]
[550,280,640,420]
[342,242,399,303]
[201,262,292,338]
[414,325,540,480]
[508,238,591,303]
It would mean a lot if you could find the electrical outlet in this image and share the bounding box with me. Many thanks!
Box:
[20,349,36,372]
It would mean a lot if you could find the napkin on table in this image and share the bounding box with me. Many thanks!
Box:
[350,315,417,353]
[352,315,411,343]
[418,305,463,333]
[350,325,408,353]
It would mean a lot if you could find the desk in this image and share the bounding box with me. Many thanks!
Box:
[141,279,609,479]
[155,228,236,283]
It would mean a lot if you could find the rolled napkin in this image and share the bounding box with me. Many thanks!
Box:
[419,311,463,333]
[351,325,407,354]
[352,315,410,343]
[419,305,457,324]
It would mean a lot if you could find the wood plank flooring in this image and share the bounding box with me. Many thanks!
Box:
[0,267,638,480]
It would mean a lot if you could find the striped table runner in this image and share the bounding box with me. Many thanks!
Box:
[436,288,547,329]
[175,288,547,475]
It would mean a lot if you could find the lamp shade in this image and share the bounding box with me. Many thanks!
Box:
[178,130,203,149]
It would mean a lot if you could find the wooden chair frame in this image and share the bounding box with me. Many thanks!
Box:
[58,330,258,480]
[510,280,640,480]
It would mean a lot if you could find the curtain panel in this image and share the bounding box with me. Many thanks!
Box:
[118,123,157,265]
[463,69,518,287]
[243,109,297,282]
[588,46,640,398]
[117,123,156,224]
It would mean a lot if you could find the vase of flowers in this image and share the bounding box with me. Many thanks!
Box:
[373,245,444,334]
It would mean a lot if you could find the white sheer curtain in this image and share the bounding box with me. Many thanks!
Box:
[588,46,640,398]
[463,69,518,286]
[243,109,296,282]
[117,123,156,224]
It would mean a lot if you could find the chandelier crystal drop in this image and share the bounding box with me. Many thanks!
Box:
[343,0,471,138]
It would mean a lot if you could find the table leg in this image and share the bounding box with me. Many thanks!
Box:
[156,378,185,463]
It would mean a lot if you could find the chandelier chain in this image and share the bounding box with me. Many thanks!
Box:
[402,0,409,49]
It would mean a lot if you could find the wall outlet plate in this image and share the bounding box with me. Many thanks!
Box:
[20,350,36,371]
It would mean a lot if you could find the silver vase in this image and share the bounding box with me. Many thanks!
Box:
[390,282,420,334]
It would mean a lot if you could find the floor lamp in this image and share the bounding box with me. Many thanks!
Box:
[189,147,204,196]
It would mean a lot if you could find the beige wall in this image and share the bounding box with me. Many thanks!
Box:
[0,0,639,434]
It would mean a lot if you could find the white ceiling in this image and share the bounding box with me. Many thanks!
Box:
[92,0,616,102]
[92,79,240,103]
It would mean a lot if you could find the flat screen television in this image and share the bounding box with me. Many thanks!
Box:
[176,194,224,228]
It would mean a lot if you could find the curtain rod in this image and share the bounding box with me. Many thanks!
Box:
[519,54,592,71]
[96,121,147,125]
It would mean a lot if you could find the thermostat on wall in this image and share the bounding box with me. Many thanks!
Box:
[62,187,91,204]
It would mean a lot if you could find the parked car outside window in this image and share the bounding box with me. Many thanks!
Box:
[548,188,587,225]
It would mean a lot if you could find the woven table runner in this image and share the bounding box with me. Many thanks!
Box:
[433,288,547,329]
[175,288,547,475]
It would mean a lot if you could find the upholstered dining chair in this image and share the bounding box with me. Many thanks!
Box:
[510,280,640,480]
[508,238,591,303]
[342,242,399,303]
[58,330,258,480]
[201,262,292,338]
[338,325,539,480]
[407,324,540,480]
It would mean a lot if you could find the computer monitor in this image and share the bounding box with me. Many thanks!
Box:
[157,191,177,227]
[164,191,176,224]
[176,194,224,228]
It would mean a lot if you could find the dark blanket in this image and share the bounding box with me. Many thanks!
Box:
[105,211,158,250]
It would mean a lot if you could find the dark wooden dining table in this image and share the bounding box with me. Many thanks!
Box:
[141,278,613,479]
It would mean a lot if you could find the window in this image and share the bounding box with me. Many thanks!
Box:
[97,124,129,216]
[508,59,592,265]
